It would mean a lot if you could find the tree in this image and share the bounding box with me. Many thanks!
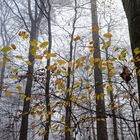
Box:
[122,0,140,139]
[122,0,140,106]
[10,0,45,139]
[91,0,108,140]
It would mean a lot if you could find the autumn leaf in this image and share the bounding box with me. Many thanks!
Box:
[35,55,43,60]
[57,59,66,65]
[89,57,94,65]
[30,39,38,47]
[10,75,18,79]
[134,47,140,55]
[68,61,72,68]
[70,95,77,102]
[11,44,16,50]
[48,53,57,57]
[43,50,48,55]
[92,24,99,32]
[74,35,81,41]
[5,92,13,97]
[103,33,112,38]
[19,93,26,99]
[3,57,11,62]
[16,85,22,91]
[120,66,132,84]
[107,85,113,93]
[25,61,32,65]
[0,62,3,68]
[102,41,111,49]
[15,55,23,59]
[31,46,39,55]
[40,41,49,48]
[1,47,11,53]
[26,97,32,102]
[18,31,29,39]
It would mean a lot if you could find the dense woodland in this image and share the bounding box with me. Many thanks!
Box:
[0,0,140,140]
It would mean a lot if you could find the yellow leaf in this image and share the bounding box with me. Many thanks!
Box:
[0,62,3,68]
[70,95,77,102]
[3,57,11,62]
[15,55,23,59]
[81,94,87,100]
[10,75,18,79]
[35,55,43,60]
[107,85,113,93]
[102,41,111,49]
[48,64,57,71]
[68,61,72,68]
[76,59,83,68]
[30,39,38,47]
[1,47,11,53]
[31,47,39,55]
[74,35,81,41]
[16,85,22,91]
[103,33,112,38]
[13,69,18,73]
[26,97,32,102]
[40,42,49,48]
[2,85,8,90]
[25,61,32,65]
[19,94,26,99]
[89,57,94,65]
[134,48,140,55]
[94,58,101,63]
[57,59,66,65]
[92,24,99,32]
[48,53,57,57]
[5,92,13,97]
[114,47,119,52]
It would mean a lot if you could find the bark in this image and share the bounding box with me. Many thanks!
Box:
[91,0,108,140]
[19,23,38,140]
[0,15,10,97]
[65,1,77,140]
[122,0,140,107]
[105,37,118,140]
[19,0,43,139]
[44,0,52,139]
[122,0,140,139]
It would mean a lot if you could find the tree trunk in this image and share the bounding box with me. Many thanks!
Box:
[90,0,108,140]
[44,0,52,140]
[19,24,38,140]
[105,40,118,140]
[0,19,9,97]
[122,0,140,139]
[65,1,77,140]
[122,0,140,106]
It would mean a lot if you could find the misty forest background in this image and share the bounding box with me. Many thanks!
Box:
[0,0,140,140]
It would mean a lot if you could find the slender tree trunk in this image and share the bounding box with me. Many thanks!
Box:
[44,0,52,139]
[65,1,77,140]
[19,24,38,140]
[122,0,140,138]
[0,20,9,97]
[90,0,108,140]
[105,42,118,139]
